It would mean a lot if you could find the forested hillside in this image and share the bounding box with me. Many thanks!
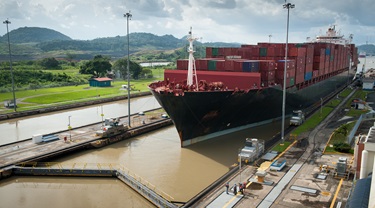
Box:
[0,27,71,43]
[0,27,241,61]
[358,44,375,55]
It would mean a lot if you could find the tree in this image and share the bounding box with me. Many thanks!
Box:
[112,58,142,79]
[79,55,112,77]
[139,68,153,79]
[40,57,60,69]
[66,52,77,66]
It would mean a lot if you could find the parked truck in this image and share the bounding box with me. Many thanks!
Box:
[289,110,305,126]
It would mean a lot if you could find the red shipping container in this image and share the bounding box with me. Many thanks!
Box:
[238,48,249,59]
[164,70,261,89]
[233,60,244,72]
[296,56,306,68]
[296,65,304,75]
[276,60,295,71]
[306,46,314,57]
[288,47,298,57]
[295,73,305,84]
[260,70,275,81]
[218,48,225,56]
[206,47,212,58]
[225,60,235,71]
[177,59,188,70]
[277,77,295,88]
[306,63,313,72]
[297,47,307,57]
[306,56,313,65]
[216,60,226,71]
[313,70,319,78]
[325,56,330,70]
[276,70,294,80]
[260,61,277,71]
[267,47,275,57]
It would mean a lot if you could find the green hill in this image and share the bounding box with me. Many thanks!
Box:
[0,27,71,43]
[0,26,241,61]
[358,44,375,56]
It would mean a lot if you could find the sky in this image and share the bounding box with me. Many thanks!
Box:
[0,0,374,46]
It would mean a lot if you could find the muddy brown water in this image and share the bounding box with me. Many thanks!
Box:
[0,96,282,208]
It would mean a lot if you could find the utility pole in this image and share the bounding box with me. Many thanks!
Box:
[3,19,16,112]
[124,11,132,127]
[281,2,295,142]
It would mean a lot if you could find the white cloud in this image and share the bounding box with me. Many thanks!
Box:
[0,0,373,45]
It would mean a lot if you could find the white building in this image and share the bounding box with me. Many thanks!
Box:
[352,125,375,207]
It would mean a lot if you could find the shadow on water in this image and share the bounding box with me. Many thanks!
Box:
[185,120,283,167]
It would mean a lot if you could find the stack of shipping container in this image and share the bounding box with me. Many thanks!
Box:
[170,42,358,90]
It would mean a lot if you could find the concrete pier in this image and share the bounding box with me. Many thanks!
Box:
[9,163,178,208]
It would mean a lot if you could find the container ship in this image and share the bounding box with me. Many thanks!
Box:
[149,26,358,147]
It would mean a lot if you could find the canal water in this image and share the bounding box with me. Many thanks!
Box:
[0,96,161,146]
[0,95,282,208]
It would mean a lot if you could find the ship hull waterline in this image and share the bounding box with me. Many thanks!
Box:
[150,69,354,147]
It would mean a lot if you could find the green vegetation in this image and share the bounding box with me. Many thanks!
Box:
[273,88,368,153]
[0,27,71,44]
[292,107,334,136]
[272,141,292,153]
[112,58,143,79]
[0,27,240,62]
[345,90,371,116]
[324,122,356,154]
[0,78,158,113]
[79,55,112,77]
[358,44,375,56]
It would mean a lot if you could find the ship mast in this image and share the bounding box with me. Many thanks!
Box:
[187,27,198,90]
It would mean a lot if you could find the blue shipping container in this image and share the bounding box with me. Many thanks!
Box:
[304,71,313,81]
[325,48,331,55]
[243,61,259,72]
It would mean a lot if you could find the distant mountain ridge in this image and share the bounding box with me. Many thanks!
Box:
[0,27,241,60]
[358,44,375,56]
[0,27,71,43]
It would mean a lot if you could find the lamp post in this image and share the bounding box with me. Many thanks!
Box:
[269,34,272,43]
[124,11,132,127]
[281,2,294,143]
[3,19,16,112]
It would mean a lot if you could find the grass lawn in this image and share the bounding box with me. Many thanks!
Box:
[282,87,358,154]
[272,141,292,153]
[291,106,334,136]
[0,78,162,113]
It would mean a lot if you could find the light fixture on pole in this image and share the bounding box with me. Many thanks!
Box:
[124,11,132,127]
[3,18,16,112]
[269,34,272,43]
[281,1,294,142]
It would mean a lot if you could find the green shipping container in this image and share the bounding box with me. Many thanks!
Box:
[290,77,295,86]
[212,48,219,56]
[259,48,268,57]
[295,43,305,48]
[330,55,334,61]
[208,60,217,70]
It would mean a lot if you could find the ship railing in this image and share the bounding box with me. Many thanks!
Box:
[117,165,175,202]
